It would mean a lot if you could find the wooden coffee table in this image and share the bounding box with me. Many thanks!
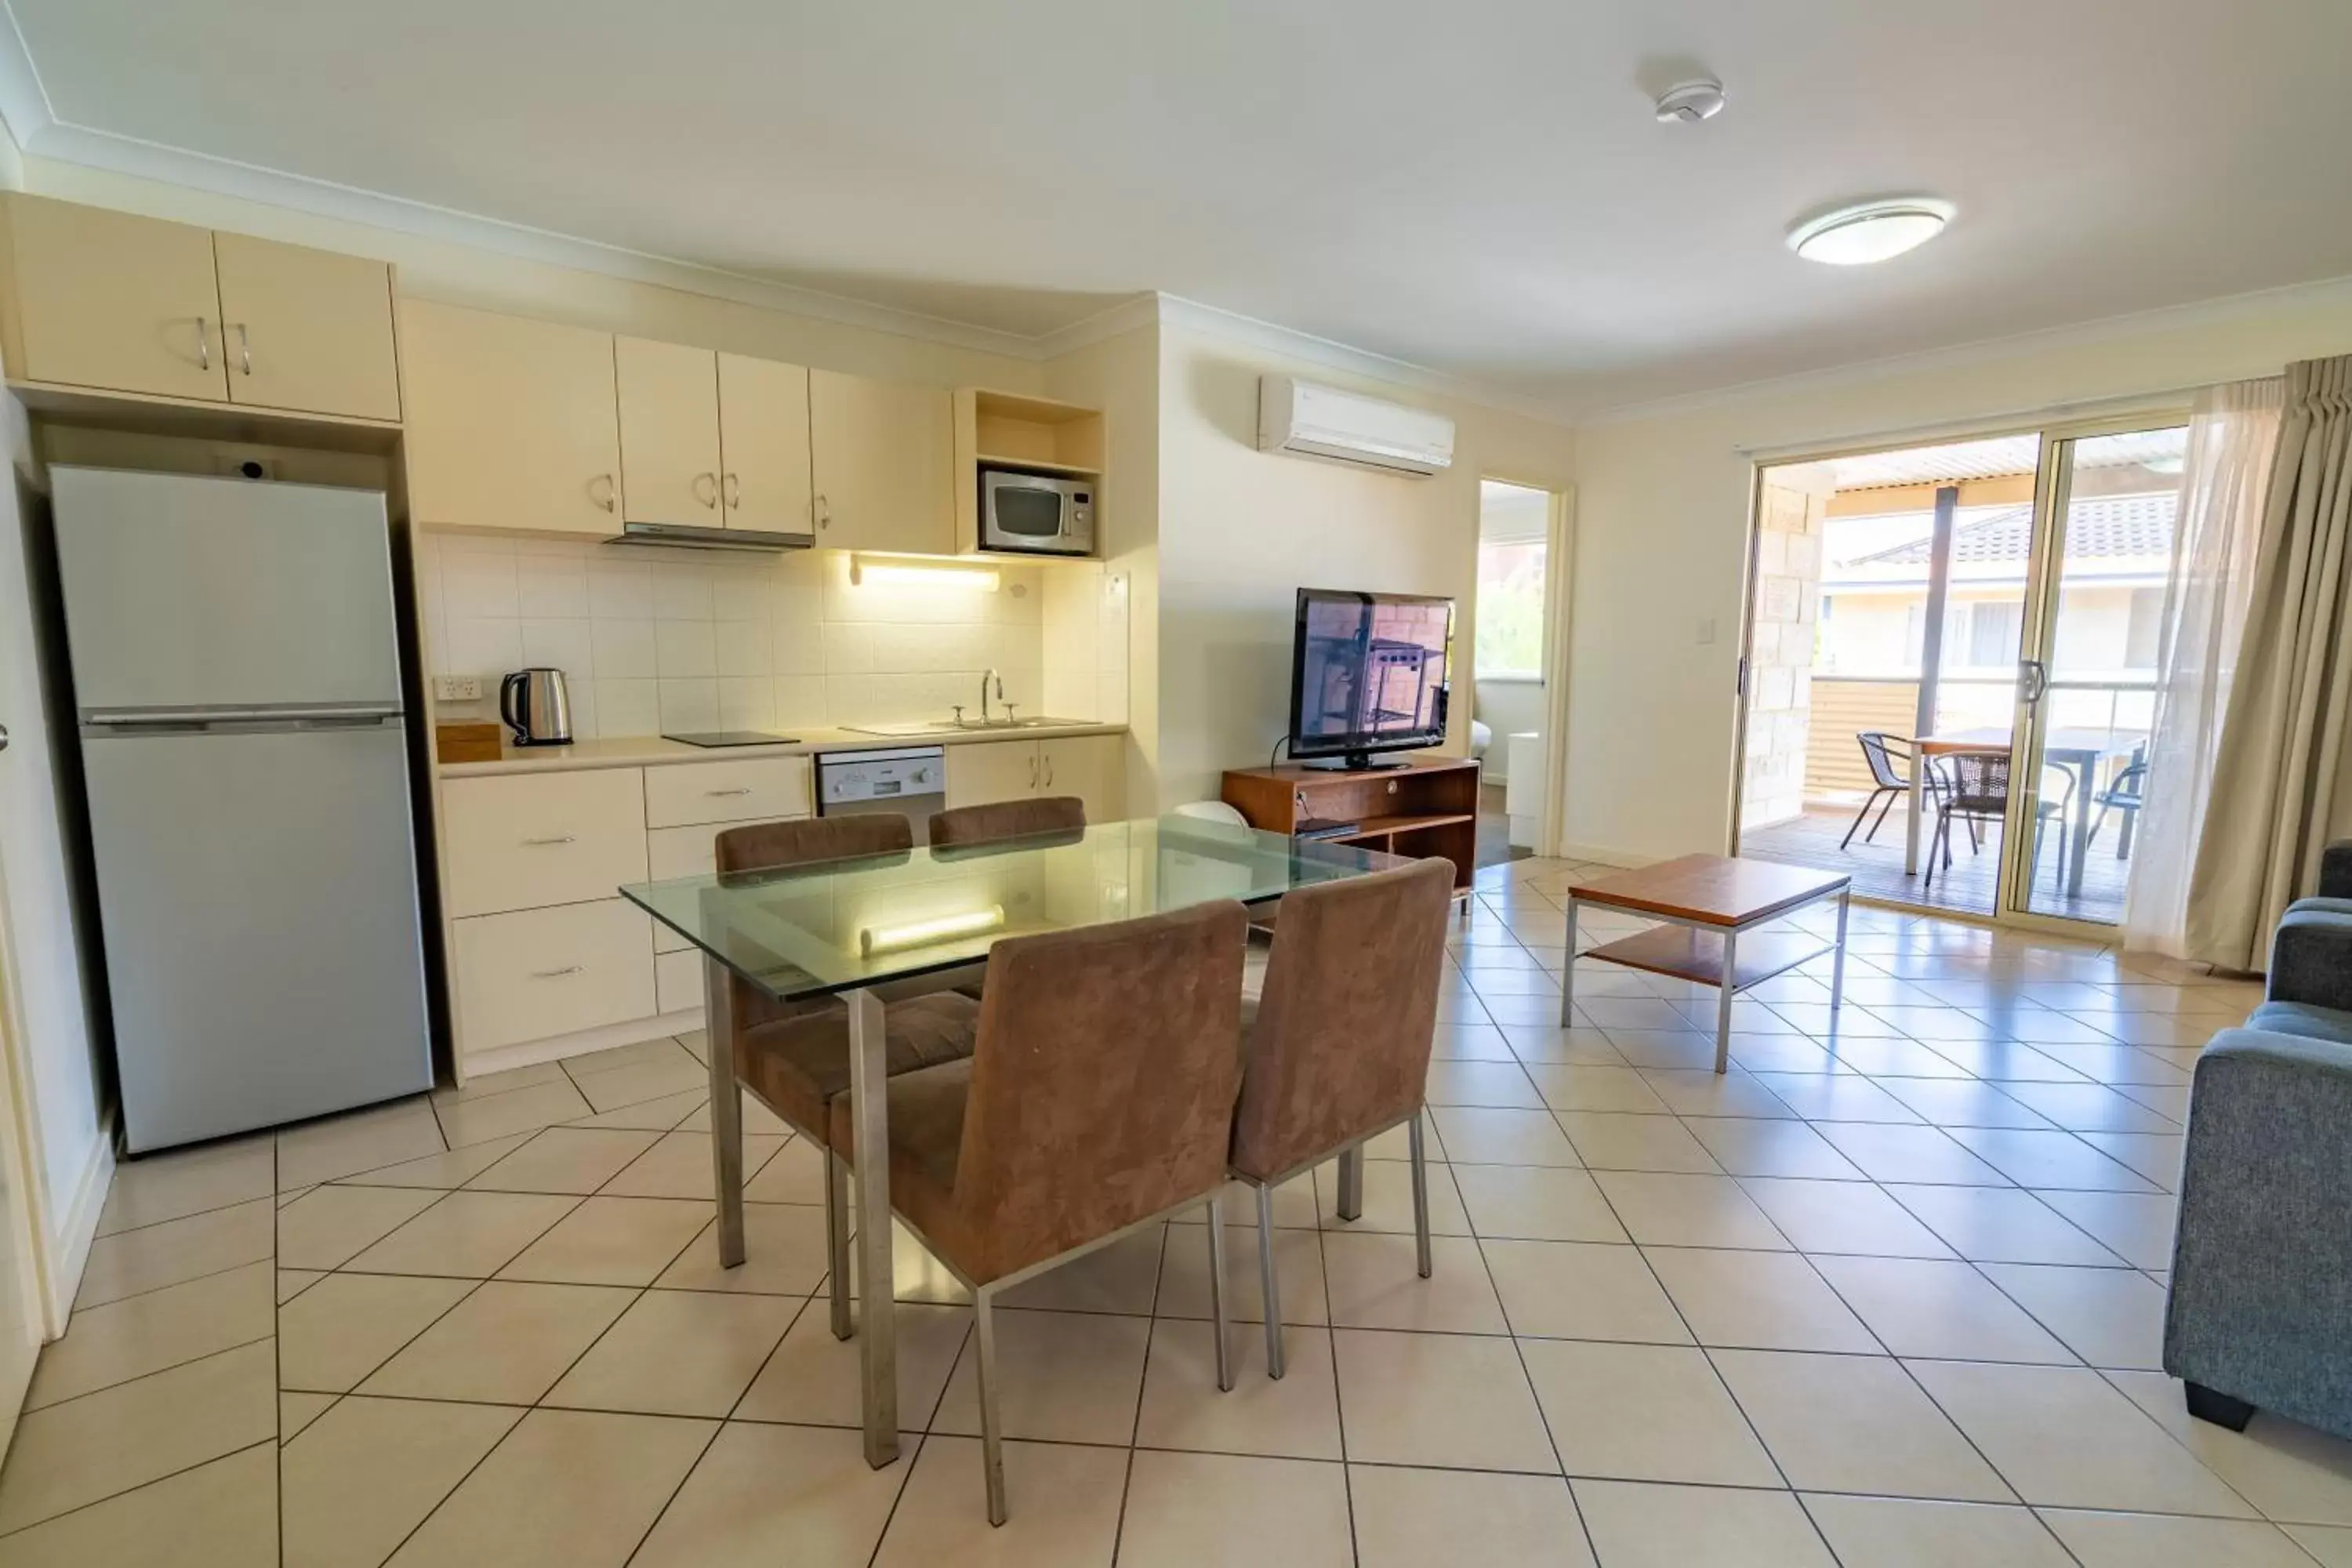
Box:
[1559,855,1850,1074]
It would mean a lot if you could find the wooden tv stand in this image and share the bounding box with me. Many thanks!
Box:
[1220,754,1479,900]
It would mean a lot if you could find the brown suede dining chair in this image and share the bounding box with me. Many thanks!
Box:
[828,899,1250,1524]
[711,815,982,1341]
[927,794,1087,848]
[1229,855,1454,1377]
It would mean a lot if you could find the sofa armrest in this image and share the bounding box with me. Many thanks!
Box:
[2271,909,2352,1014]
[2323,840,2352,899]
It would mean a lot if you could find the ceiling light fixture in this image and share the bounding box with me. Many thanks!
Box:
[1653,79,1726,124]
[1788,198,1955,265]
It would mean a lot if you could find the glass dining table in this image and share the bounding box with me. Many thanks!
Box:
[620,814,1401,1468]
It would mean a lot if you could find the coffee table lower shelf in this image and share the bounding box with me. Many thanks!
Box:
[1581,927,1838,993]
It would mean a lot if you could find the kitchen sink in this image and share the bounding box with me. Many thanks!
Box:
[840,717,1091,737]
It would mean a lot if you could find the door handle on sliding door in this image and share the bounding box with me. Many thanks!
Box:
[2019,660,2049,706]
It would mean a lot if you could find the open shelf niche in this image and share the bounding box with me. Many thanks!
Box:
[953,387,1105,556]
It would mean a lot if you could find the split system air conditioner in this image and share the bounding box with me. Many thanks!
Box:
[1256,376,1455,477]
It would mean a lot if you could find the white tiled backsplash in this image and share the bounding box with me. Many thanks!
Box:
[416,532,1123,740]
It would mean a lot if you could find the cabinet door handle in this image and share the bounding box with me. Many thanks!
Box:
[816,494,830,530]
[692,472,719,509]
[706,786,752,797]
[590,474,617,513]
[521,834,577,847]
[1044,754,1054,787]
[1027,755,1038,789]
[721,473,740,509]
[234,322,252,376]
[195,317,211,371]
[532,965,583,980]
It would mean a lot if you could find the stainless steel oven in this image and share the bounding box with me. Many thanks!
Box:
[979,466,1094,556]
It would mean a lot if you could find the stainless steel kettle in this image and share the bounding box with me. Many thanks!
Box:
[499,667,574,746]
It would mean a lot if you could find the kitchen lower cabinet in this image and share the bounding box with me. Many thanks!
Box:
[453,899,656,1054]
[943,733,1124,820]
[809,368,953,554]
[944,739,1044,810]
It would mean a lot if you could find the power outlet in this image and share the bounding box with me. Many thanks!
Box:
[432,674,484,702]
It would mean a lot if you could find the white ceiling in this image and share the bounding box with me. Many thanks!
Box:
[9,0,2352,414]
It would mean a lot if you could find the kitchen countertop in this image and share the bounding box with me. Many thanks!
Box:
[436,722,1128,778]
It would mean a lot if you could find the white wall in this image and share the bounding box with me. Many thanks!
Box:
[1566,279,2352,863]
[1472,679,1544,778]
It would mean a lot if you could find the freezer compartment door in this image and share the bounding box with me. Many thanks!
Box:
[84,724,432,1151]
[52,466,401,713]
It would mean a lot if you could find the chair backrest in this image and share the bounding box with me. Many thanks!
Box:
[1941,748,2012,808]
[950,899,1248,1283]
[928,796,1087,848]
[714,814,912,874]
[1229,857,1455,1182]
[1856,731,1910,790]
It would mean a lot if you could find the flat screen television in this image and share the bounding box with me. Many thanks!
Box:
[1287,588,1454,771]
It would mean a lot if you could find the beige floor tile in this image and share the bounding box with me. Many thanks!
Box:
[0,1341,276,1533]
[2105,1370,2352,1527]
[1348,1465,1593,1568]
[1519,1339,1778,1486]
[2038,1508,2321,1566]
[1116,1448,1352,1568]
[931,1306,1149,1446]
[0,1441,276,1567]
[1880,1184,2122,1265]
[1745,1073,1925,1123]
[276,1272,475,1392]
[655,1202,831,1295]
[741,1136,826,1203]
[1592,1171,1791,1250]
[1482,1237,1689,1343]
[1637,1069,1798,1119]
[1555,1112,1722,1174]
[567,1038,696,1076]
[1156,1218,1327,1323]
[1815,1123,2012,1186]
[358,1279,635,1404]
[1313,1154,1474,1236]
[1502,1024,1628,1065]
[1799,1494,2073,1567]
[433,1060,570,1103]
[335,1131,533,1189]
[997,1227,1166,1314]
[870,1436,1126,1568]
[599,1128,785,1200]
[434,1078,595,1148]
[2291,1524,2352,1566]
[496,1195,710,1287]
[1523,1064,1670,1113]
[462,1126,662,1194]
[1451,1163,1628,1243]
[735,1299,967,1429]
[1428,1105,1581,1166]
[1737,1178,1957,1259]
[94,1138,274,1238]
[2029,1189,2176,1270]
[280,1389,336,1441]
[679,1092,790,1139]
[568,1087,709,1133]
[276,1184,442,1270]
[1134,1318,1341,1459]
[278,1100,447,1188]
[1425,1058,1547,1109]
[2074,1129,2184,1190]
[1644,1247,1878,1353]
[546,1287,797,1417]
[1711,1347,2011,1501]
[1808,1256,2074,1363]
[1680,1117,1866,1181]
[1332,1327,1558,1474]
[1942,1127,2158,1192]
[574,1054,709,1113]
[1906,1359,2256,1515]
[346,1189,579,1277]
[1572,1479,1835,1567]
[1430,1022,1520,1061]
[27,1259,274,1409]
[1996,1081,2183,1134]
[1323,1232,1508,1334]
[1874,1077,2056,1131]
[1600,1029,1720,1070]
[281,1395,523,1568]
[74,1197,274,1309]
[1979,1261,2164,1369]
[384,1408,716,1567]
[632,1421,912,1568]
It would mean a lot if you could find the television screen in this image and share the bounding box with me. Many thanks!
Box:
[1288,589,1453,764]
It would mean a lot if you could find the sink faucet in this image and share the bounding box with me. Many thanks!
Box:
[979,668,1003,724]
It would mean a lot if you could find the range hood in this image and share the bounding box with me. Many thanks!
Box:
[603,521,812,553]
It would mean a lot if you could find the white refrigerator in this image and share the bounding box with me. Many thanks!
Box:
[52,467,432,1152]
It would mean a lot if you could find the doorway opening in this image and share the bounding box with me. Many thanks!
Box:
[1472,480,1552,866]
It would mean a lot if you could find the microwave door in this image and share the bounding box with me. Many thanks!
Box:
[992,484,1067,541]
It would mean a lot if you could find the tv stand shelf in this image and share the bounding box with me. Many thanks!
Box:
[1221,755,1479,900]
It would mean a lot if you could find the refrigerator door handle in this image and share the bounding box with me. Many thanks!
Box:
[85,705,403,729]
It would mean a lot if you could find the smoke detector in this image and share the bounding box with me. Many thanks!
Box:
[1654,79,1726,124]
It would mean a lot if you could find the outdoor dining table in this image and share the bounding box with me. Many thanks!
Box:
[1901,726,2147,899]
[620,815,1401,1468]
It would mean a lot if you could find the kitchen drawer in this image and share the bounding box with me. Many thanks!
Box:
[441,769,648,917]
[454,899,656,1054]
[644,757,812,829]
[644,815,808,953]
[655,948,706,1015]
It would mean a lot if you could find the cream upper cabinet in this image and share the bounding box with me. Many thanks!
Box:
[615,335,723,526]
[1040,735,1124,821]
[2,196,227,400]
[810,368,953,554]
[403,300,622,534]
[717,353,812,535]
[944,739,1042,810]
[212,233,399,420]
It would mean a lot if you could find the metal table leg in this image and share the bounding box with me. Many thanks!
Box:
[703,960,746,1269]
[1714,928,1737,1076]
[1831,890,1849,1011]
[1558,896,1579,1029]
[1905,751,1927,875]
[845,986,898,1468]
[2065,753,2096,899]
[1335,1145,1363,1222]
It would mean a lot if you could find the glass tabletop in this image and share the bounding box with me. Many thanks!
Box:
[620,815,1401,1003]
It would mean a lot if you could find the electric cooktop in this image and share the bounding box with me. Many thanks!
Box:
[662,731,799,748]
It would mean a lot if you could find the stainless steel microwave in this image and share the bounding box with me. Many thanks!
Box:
[980,467,1094,556]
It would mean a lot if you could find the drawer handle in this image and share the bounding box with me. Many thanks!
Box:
[532,965,583,979]
[521,834,578,847]
[706,787,753,797]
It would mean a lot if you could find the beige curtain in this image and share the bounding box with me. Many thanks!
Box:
[2121,378,2282,956]
[2186,354,2352,970]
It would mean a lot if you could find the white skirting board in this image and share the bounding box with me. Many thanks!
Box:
[461,1007,703,1083]
[45,1125,114,1334]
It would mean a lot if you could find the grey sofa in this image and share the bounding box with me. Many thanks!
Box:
[2165,840,2352,1437]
